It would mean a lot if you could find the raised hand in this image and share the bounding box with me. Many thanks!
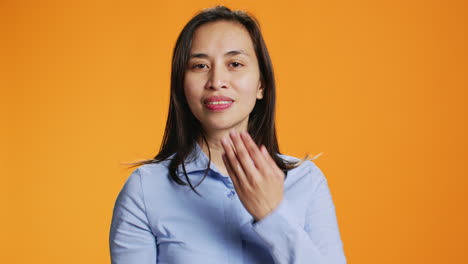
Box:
[221,130,285,221]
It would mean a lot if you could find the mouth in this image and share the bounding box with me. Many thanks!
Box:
[204,96,234,111]
[206,100,233,105]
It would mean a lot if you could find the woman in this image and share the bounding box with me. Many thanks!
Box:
[110,5,346,264]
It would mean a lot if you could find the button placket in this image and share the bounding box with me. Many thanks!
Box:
[222,177,234,189]
[227,189,236,198]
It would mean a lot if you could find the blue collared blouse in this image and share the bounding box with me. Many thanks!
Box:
[110,142,347,263]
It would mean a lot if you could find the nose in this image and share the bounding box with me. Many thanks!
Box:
[206,64,228,90]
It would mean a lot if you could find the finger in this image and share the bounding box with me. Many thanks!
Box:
[260,145,285,179]
[222,153,240,190]
[239,131,269,172]
[221,136,248,188]
[229,131,259,183]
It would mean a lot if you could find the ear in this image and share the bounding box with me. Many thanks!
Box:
[256,81,264,99]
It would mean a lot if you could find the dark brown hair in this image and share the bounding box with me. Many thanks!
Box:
[126,6,307,195]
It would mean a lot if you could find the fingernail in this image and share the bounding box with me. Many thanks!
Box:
[230,130,239,138]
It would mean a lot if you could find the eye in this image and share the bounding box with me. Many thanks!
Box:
[230,62,243,68]
[193,64,209,69]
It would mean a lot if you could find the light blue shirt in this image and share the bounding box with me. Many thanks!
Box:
[110,142,347,263]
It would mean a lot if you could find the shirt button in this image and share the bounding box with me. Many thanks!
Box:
[227,190,235,198]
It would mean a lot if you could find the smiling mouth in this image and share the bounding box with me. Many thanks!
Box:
[204,100,233,111]
[206,101,233,105]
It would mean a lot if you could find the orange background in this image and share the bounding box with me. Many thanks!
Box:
[2,0,467,263]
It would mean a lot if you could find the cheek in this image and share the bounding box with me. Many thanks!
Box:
[234,74,261,99]
[184,77,202,105]
[185,92,202,117]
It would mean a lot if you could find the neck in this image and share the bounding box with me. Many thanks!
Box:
[197,127,245,176]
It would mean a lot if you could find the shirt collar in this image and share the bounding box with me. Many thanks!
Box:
[176,141,228,178]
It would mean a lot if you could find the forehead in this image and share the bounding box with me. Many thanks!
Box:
[190,21,255,55]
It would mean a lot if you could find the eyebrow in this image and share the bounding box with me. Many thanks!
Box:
[189,50,249,59]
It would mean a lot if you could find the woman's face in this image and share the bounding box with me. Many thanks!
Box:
[184,20,263,135]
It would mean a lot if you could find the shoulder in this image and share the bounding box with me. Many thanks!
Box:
[120,159,172,192]
[277,153,327,188]
[136,159,171,176]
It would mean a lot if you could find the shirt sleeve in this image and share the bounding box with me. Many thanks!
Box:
[109,168,157,264]
[251,162,347,264]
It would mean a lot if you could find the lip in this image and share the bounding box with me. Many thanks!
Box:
[204,96,234,103]
[204,96,234,111]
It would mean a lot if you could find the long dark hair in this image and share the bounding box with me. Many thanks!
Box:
[126,6,307,195]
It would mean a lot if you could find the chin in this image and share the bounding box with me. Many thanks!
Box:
[201,118,247,132]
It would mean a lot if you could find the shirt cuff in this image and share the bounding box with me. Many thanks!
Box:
[251,197,302,252]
